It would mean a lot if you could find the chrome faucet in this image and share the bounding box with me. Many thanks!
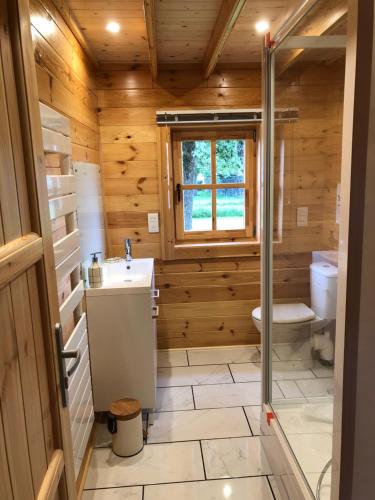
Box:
[124,238,132,261]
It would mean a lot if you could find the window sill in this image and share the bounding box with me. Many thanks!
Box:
[171,240,261,260]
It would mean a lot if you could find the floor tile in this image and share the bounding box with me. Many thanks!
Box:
[84,442,204,489]
[275,402,333,434]
[276,380,305,399]
[272,361,315,381]
[305,396,334,405]
[229,363,261,382]
[244,406,261,435]
[287,433,332,473]
[147,407,251,443]
[193,382,261,408]
[202,436,272,479]
[157,349,188,368]
[257,346,280,361]
[144,477,274,500]
[157,365,232,387]
[273,342,314,361]
[82,487,143,499]
[188,346,261,365]
[296,378,334,398]
[311,363,334,378]
[230,360,315,383]
[193,382,283,409]
[155,386,194,412]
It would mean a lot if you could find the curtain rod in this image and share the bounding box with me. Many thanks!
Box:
[156,108,298,125]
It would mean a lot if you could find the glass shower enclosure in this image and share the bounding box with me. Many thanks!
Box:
[261,1,347,499]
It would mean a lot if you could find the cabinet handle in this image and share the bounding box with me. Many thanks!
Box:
[153,289,160,298]
[152,305,159,318]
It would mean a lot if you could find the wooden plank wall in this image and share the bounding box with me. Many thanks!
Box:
[97,62,344,349]
[30,0,99,165]
[276,61,345,254]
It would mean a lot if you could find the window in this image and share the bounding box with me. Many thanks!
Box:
[172,130,256,242]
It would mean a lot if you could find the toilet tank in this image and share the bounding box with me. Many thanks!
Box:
[310,262,338,320]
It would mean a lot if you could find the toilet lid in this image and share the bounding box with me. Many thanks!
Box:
[252,303,315,324]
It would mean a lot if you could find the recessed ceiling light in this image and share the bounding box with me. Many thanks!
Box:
[106,21,120,33]
[255,20,270,34]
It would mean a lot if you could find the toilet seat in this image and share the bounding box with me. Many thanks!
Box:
[252,303,315,324]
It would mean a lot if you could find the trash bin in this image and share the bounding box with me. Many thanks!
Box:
[107,398,143,457]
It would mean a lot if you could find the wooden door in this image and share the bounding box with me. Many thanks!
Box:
[0,0,76,498]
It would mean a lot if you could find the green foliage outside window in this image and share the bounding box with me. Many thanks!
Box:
[181,139,246,231]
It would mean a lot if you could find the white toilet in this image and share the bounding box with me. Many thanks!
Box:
[252,261,338,363]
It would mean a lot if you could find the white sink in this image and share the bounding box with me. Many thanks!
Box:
[85,258,154,295]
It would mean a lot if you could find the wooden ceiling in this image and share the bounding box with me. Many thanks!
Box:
[67,1,150,63]
[157,0,223,64]
[66,0,347,76]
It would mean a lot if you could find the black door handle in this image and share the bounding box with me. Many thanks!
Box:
[55,323,68,407]
[64,349,81,377]
[176,183,182,202]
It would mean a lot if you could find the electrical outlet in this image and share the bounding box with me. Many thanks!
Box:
[148,213,159,233]
[296,206,308,227]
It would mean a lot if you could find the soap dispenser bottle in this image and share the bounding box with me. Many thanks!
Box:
[88,252,103,288]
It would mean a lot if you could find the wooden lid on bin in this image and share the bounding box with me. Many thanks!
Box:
[109,398,142,421]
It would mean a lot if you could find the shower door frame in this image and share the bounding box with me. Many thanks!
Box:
[261,0,323,406]
[260,0,355,499]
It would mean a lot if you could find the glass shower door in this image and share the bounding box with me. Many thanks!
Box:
[262,2,347,498]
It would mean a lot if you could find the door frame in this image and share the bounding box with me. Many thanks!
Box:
[332,1,375,498]
[5,0,78,497]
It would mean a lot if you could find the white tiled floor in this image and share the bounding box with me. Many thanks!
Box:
[157,364,233,387]
[85,442,205,488]
[273,384,334,499]
[155,386,194,411]
[144,477,274,500]
[157,349,188,368]
[193,381,263,408]
[296,377,334,398]
[244,405,262,435]
[188,345,261,365]
[85,345,333,499]
[82,487,142,499]
[147,407,251,443]
[202,436,272,479]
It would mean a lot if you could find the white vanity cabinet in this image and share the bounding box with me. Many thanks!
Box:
[85,258,157,411]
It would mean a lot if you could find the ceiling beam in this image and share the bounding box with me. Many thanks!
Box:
[143,0,158,80]
[203,0,246,79]
[276,0,348,75]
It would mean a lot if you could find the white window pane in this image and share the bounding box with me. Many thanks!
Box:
[184,189,212,231]
[216,188,245,230]
[216,139,245,184]
[182,141,212,185]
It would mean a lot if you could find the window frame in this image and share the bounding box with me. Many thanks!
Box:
[172,128,256,243]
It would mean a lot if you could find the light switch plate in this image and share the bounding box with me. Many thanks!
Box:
[296,206,308,227]
[148,213,159,233]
